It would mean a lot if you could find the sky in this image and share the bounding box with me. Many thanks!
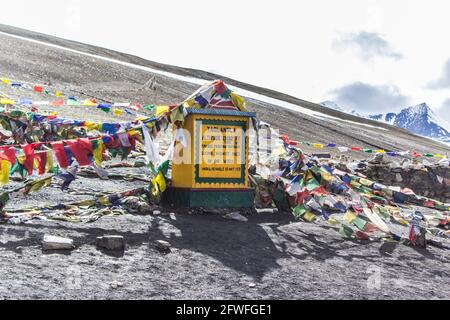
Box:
[1,0,450,123]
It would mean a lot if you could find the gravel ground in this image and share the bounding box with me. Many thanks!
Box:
[0,212,448,300]
[0,25,448,300]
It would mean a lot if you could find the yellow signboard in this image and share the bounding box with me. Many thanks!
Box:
[171,112,251,189]
[167,109,256,208]
[198,123,245,180]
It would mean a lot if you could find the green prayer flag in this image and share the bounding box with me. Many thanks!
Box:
[306,178,320,191]
[143,105,156,111]
[10,161,27,178]
[353,216,367,231]
[157,160,170,176]
[67,99,81,106]
[339,224,354,238]
[293,205,307,218]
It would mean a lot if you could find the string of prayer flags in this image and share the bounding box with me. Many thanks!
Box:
[292,137,448,160]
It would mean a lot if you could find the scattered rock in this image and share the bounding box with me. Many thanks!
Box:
[223,212,248,222]
[256,208,278,214]
[96,235,125,251]
[110,281,124,289]
[139,203,152,213]
[42,235,74,251]
[312,153,331,159]
[153,210,161,216]
[249,283,256,288]
[154,240,171,252]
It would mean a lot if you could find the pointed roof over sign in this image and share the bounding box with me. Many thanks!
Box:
[182,80,247,112]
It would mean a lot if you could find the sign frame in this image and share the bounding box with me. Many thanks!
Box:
[194,118,248,185]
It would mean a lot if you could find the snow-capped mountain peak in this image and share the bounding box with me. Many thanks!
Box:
[320,101,450,145]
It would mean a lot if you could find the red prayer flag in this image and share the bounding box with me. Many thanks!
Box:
[355,231,370,240]
[66,138,93,166]
[296,189,310,205]
[21,144,36,175]
[33,85,43,93]
[213,80,227,95]
[51,99,64,107]
[0,146,16,164]
[34,151,47,175]
[311,186,327,196]
[51,141,69,168]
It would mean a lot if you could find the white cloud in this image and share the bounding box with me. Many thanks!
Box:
[437,99,450,124]
[333,31,403,61]
[330,82,410,114]
[428,59,450,89]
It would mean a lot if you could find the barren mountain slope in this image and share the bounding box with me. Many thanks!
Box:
[0,24,448,159]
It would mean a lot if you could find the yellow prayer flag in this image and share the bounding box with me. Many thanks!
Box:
[156,105,169,117]
[82,99,97,107]
[434,154,445,159]
[27,176,52,193]
[77,199,96,207]
[0,98,15,105]
[99,196,110,206]
[154,171,167,193]
[303,211,316,222]
[1,78,10,85]
[93,140,104,166]
[55,91,63,97]
[183,99,196,109]
[169,106,185,123]
[85,122,101,131]
[45,150,53,173]
[376,150,386,154]
[320,170,333,183]
[113,108,124,116]
[0,160,10,185]
[17,155,25,165]
[230,92,247,111]
[304,170,314,181]
[343,211,357,224]
[313,143,324,149]
[359,178,374,187]
[328,217,340,226]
